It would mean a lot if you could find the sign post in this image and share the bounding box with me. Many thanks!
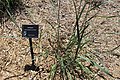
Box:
[29,38,35,66]
[22,25,39,71]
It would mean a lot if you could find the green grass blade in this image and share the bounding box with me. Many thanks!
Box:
[72,0,78,18]
[67,70,73,80]
[60,58,66,76]
[5,8,20,30]
[76,60,92,74]
[49,64,57,80]
[91,61,113,77]
[78,2,87,20]
[65,34,77,51]
[77,55,91,62]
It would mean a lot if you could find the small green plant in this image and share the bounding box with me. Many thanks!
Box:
[48,0,113,80]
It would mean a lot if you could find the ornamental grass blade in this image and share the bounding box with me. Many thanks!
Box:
[91,61,113,77]
[77,55,91,63]
[6,0,10,8]
[67,70,72,80]
[80,40,90,50]
[5,7,20,29]
[49,64,57,80]
[60,58,66,76]
[76,60,92,74]
[78,2,87,20]
[66,33,77,51]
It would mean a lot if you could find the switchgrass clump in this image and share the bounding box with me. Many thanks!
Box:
[48,0,113,80]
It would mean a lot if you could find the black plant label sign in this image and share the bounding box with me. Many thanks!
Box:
[22,25,39,38]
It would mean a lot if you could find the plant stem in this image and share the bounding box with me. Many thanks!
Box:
[56,0,61,58]
[74,20,80,60]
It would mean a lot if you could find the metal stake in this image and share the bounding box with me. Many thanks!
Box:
[29,38,34,65]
